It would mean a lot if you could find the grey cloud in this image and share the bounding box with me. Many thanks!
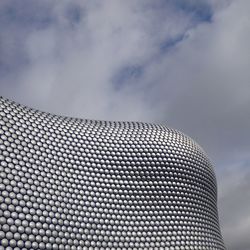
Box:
[218,165,250,250]
[0,0,202,120]
[129,0,250,165]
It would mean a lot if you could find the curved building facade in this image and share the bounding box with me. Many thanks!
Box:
[0,96,225,249]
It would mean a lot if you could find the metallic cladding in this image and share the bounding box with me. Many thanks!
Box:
[0,96,225,249]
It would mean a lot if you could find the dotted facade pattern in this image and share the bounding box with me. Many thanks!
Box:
[0,96,225,249]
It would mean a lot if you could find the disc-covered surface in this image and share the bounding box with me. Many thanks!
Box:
[0,97,225,249]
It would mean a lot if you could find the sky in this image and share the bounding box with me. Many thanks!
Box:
[0,0,250,249]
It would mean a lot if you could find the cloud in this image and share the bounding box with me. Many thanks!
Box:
[218,163,250,250]
[0,0,250,249]
[0,0,215,119]
[150,0,250,165]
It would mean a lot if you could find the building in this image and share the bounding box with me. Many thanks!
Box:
[0,96,225,249]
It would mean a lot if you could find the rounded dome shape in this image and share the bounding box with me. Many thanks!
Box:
[0,96,225,249]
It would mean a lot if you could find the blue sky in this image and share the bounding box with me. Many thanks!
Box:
[0,1,250,249]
